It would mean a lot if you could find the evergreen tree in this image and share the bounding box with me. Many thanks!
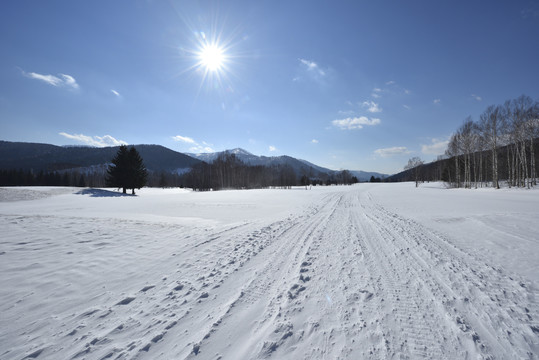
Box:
[77,174,86,187]
[127,146,148,194]
[106,145,148,194]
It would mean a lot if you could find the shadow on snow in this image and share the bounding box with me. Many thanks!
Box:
[76,189,136,198]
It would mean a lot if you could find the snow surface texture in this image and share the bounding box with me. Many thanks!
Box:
[1,183,538,359]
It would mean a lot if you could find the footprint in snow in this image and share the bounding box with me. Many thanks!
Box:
[116,297,135,305]
[24,348,45,359]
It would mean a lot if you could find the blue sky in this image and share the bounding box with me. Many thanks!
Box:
[1,1,538,174]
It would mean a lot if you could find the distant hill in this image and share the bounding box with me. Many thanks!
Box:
[187,148,337,178]
[0,141,202,173]
[0,141,390,181]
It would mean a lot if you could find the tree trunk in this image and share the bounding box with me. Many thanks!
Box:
[531,137,536,186]
[492,148,499,189]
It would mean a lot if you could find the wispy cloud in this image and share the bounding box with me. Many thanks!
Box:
[374,146,411,157]
[299,58,326,77]
[269,145,277,152]
[190,144,214,153]
[61,74,78,89]
[332,117,381,130]
[421,137,449,155]
[403,104,411,110]
[362,100,382,113]
[371,87,382,98]
[23,70,79,90]
[59,132,126,147]
[372,82,410,98]
[296,58,330,83]
[172,135,213,153]
[311,139,319,144]
[172,135,195,144]
[111,89,121,97]
[471,94,482,101]
[433,99,441,104]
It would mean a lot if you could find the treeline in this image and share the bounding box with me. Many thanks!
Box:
[181,153,360,190]
[1,153,359,190]
[443,95,538,189]
[389,138,539,185]
[1,168,88,187]
[386,95,539,188]
[180,153,358,191]
[0,167,184,188]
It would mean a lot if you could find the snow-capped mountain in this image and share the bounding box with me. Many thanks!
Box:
[186,148,336,177]
[0,141,391,181]
[186,148,255,164]
[186,148,390,180]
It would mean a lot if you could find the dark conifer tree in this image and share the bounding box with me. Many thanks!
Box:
[106,145,130,193]
[77,174,86,187]
[106,145,148,194]
[127,146,148,194]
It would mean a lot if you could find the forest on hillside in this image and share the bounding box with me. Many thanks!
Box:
[0,153,358,190]
[392,95,538,189]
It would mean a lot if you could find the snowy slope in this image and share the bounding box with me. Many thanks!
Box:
[187,148,335,176]
[1,184,538,359]
[186,148,255,163]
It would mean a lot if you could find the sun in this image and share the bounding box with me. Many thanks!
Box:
[177,28,240,93]
[198,43,226,72]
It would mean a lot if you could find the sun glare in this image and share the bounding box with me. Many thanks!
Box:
[178,27,241,93]
[198,43,226,72]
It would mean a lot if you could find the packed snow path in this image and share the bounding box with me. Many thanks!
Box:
[1,185,538,359]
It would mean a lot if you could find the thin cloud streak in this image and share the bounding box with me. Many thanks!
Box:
[172,135,196,144]
[374,146,411,157]
[173,135,213,153]
[332,117,381,130]
[59,132,127,147]
[471,94,482,101]
[23,70,79,90]
[298,58,326,77]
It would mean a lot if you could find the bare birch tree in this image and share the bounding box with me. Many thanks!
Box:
[405,157,424,187]
[480,105,503,189]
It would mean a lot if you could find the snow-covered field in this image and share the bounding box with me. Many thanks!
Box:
[1,183,538,359]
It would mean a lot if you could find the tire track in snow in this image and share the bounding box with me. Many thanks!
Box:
[8,215,274,360]
[180,193,344,360]
[357,190,539,359]
[5,186,538,359]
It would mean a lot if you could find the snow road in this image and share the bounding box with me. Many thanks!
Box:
[1,184,538,359]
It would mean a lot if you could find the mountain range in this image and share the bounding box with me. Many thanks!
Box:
[0,141,388,181]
